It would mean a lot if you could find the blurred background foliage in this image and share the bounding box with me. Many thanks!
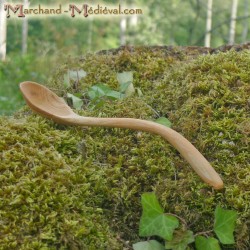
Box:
[0,0,249,115]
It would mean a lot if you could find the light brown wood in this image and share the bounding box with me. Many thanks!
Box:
[20,81,224,189]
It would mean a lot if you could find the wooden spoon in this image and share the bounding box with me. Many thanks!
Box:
[20,81,224,189]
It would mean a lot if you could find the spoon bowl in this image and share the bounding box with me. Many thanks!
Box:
[20,81,224,189]
[20,81,76,122]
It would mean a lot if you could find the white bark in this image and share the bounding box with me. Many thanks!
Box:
[120,0,126,45]
[120,17,127,45]
[129,14,138,27]
[205,0,213,47]
[0,0,7,60]
[229,0,238,45]
[87,17,93,51]
[22,0,29,54]
[242,0,249,43]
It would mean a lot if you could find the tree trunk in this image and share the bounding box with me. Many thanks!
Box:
[120,0,126,45]
[22,0,29,55]
[87,17,93,51]
[242,0,249,43]
[0,0,7,61]
[204,0,213,47]
[129,14,138,27]
[229,0,238,45]
[120,17,127,45]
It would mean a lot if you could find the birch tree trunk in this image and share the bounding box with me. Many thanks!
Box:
[0,0,7,61]
[205,0,213,47]
[120,0,126,45]
[120,17,127,45]
[22,0,29,55]
[229,0,238,45]
[242,0,249,43]
[87,17,93,51]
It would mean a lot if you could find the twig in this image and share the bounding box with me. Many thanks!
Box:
[194,230,213,237]
[165,213,188,228]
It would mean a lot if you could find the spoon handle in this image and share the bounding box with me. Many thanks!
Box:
[69,116,223,189]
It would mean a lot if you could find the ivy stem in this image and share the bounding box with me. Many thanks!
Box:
[164,213,188,228]
[194,230,213,237]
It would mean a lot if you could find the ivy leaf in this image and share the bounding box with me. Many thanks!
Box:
[139,193,179,241]
[69,69,87,81]
[195,236,221,250]
[165,230,194,250]
[133,240,165,250]
[67,93,83,110]
[88,84,109,100]
[88,84,123,100]
[124,82,135,97]
[63,70,87,88]
[106,90,124,100]
[214,206,237,244]
[117,72,135,97]
[155,117,172,128]
[117,71,133,86]
[119,82,131,93]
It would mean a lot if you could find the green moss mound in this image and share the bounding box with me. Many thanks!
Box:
[0,117,123,249]
[0,46,249,249]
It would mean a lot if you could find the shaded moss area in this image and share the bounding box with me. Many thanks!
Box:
[0,46,249,249]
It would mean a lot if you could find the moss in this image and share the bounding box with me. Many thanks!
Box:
[0,116,122,249]
[0,46,249,249]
